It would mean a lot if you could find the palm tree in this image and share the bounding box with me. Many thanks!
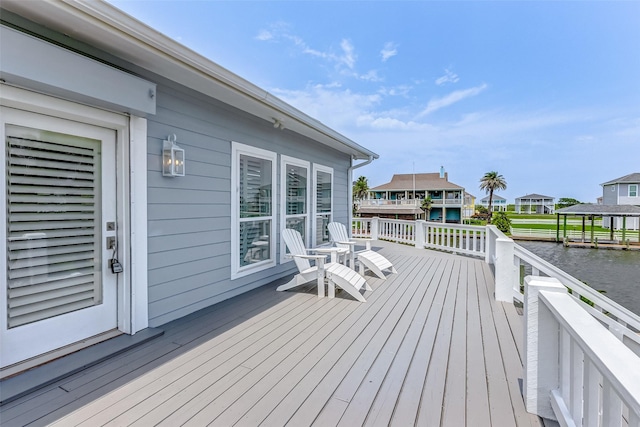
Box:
[353,176,369,202]
[352,176,369,216]
[421,195,433,221]
[479,171,507,224]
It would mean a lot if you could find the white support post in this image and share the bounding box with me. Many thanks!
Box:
[494,237,517,302]
[523,276,567,420]
[485,227,493,264]
[371,216,379,240]
[415,220,426,248]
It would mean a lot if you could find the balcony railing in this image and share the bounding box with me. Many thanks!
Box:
[358,199,420,207]
[352,216,640,425]
[358,198,463,207]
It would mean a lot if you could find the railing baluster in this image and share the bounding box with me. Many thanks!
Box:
[561,329,571,405]
[603,379,623,427]
[570,339,584,423]
[582,359,601,427]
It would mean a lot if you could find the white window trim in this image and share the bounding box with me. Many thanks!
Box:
[231,142,277,279]
[629,184,638,197]
[280,156,310,264]
[312,164,334,247]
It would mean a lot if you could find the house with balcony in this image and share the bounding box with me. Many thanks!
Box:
[358,171,465,223]
[479,194,507,212]
[463,192,476,219]
[601,172,640,230]
[515,193,555,214]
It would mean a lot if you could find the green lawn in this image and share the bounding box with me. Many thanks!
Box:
[506,213,555,220]
[510,223,609,232]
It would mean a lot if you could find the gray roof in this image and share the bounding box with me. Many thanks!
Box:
[557,203,640,216]
[480,194,506,202]
[601,173,640,186]
[371,173,464,191]
[516,193,554,200]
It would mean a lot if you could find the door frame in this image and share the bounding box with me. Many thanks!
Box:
[1,85,148,345]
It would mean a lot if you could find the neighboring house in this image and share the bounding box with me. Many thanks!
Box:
[600,173,640,230]
[359,170,465,223]
[463,192,476,219]
[479,194,508,212]
[0,1,377,371]
[515,193,555,214]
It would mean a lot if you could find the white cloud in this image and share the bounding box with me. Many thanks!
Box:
[257,24,358,71]
[272,84,434,133]
[255,30,273,41]
[356,70,382,82]
[340,39,356,69]
[271,85,382,130]
[417,83,487,117]
[435,68,460,85]
[378,85,412,97]
[380,42,398,62]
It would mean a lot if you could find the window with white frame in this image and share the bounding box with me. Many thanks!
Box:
[280,156,310,262]
[231,142,276,278]
[313,164,333,246]
[630,184,638,197]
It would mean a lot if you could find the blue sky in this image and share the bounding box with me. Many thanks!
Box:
[109,1,639,203]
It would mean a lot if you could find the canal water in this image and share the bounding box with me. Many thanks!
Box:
[517,241,640,316]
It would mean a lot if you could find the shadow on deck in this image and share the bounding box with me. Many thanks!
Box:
[0,241,543,426]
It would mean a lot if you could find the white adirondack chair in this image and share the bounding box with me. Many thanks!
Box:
[328,222,397,280]
[276,229,371,302]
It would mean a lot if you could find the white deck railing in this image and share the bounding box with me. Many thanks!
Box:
[378,218,416,245]
[511,227,635,242]
[420,221,486,257]
[352,216,640,423]
[525,277,640,426]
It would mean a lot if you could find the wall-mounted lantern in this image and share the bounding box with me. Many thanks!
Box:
[162,134,185,177]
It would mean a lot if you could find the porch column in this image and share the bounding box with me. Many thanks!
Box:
[590,216,595,244]
[622,216,626,243]
[556,213,560,243]
[442,206,446,223]
[610,218,615,241]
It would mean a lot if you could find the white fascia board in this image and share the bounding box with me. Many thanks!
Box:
[1,0,378,161]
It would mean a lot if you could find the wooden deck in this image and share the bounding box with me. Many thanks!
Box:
[1,242,543,426]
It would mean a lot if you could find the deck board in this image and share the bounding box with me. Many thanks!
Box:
[0,241,541,427]
[465,261,492,427]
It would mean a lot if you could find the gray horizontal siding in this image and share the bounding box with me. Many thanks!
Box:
[145,83,352,326]
[0,13,358,333]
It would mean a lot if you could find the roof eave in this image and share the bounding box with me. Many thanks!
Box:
[2,0,378,161]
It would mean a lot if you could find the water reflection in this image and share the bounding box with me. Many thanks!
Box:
[517,241,640,316]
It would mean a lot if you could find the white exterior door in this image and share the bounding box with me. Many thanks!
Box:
[1,107,118,368]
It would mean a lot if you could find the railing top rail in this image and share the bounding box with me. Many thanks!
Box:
[424,221,486,232]
[514,243,640,330]
[378,218,417,224]
[540,290,640,414]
